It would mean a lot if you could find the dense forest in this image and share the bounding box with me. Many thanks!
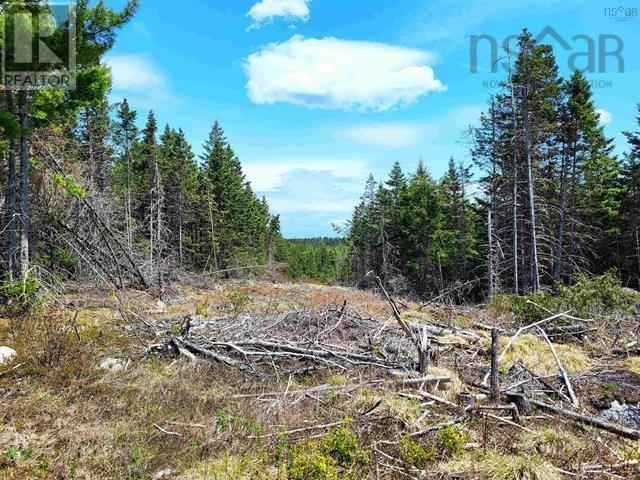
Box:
[343,30,640,298]
[0,1,281,302]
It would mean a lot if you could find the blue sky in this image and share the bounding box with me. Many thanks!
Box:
[105,0,640,237]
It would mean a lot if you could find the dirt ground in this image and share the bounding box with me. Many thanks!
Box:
[1,277,639,479]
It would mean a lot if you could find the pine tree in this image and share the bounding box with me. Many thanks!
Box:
[559,72,619,281]
[200,121,270,270]
[620,104,640,286]
[76,96,113,191]
[1,0,137,278]
[112,98,138,255]
[158,126,198,268]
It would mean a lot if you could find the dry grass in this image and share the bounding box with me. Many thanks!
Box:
[442,450,562,480]
[0,280,632,479]
[517,427,584,460]
[353,389,423,429]
[500,333,591,375]
[427,366,464,402]
[622,356,640,374]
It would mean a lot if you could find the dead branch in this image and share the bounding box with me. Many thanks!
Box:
[536,326,579,407]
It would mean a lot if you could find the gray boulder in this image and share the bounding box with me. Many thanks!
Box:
[0,346,17,365]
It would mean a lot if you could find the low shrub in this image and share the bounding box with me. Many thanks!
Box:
[489,271,640,324]
[398,437,434,468]
[321,425,368,467]
[288,443,338,480]
[1,277,42,315]
[436,425,467,458]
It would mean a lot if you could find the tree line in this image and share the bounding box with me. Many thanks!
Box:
[0,1,279,297]
[2,16,639,303]
[345,30,640,297]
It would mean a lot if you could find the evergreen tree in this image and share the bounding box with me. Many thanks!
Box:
[112,98,138,255]
[620,104,640,287]
[76,96,113,191]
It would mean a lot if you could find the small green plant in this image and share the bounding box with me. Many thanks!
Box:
[1,277,42,314]
[215,410,231,430]
[52,172,87,199]
[1,447,33,467]
[602,383,616,398]
[437,425,467,458]
[321,425,368,467]
[225,288,250,317]
[328,373,346,386]
[288,443,338,480]
[398,437,434,468]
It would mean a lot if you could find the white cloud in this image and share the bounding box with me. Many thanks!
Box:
[338,104,483,151]
[596,108,612,125]
[105,54,165,93]
[340,123,425,149]
[244,35,445,111]
[105,54,179,109]
[247,0,311,29]
[244,159,368,192]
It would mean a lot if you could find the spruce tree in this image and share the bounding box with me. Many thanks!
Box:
[620,104,640,286]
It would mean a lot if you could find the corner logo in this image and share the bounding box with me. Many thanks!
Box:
[604,6,638,21]
[1,2,77,90]
[470,26,624,75]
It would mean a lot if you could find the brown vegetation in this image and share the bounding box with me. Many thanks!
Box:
[1,278,640,479]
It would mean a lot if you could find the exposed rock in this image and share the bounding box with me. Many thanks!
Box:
[600,401,640,429]
[152,468,174,479]
[574,369,640,409]
[99,357,127,371]
[0,346,17,365]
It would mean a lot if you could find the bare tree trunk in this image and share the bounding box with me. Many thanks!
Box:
[459,162,468,274]
[566,147,579,282]
[18,92,30,278]
[88,126,95,187]
[178,190,184,268]
[636,227,640,277]
[5,92,18,279]
[154,158,164,291]
[206,187,218,271]
[553,142,568,282]
[506,46,519,294]
[490,327,500,402]
[524,106,540,293]
[488,209,494,297]
[124,149,133,256]
[488,97,498,297]
[149,187,155,266]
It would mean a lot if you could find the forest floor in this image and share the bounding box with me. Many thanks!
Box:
[1,277,640,479]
